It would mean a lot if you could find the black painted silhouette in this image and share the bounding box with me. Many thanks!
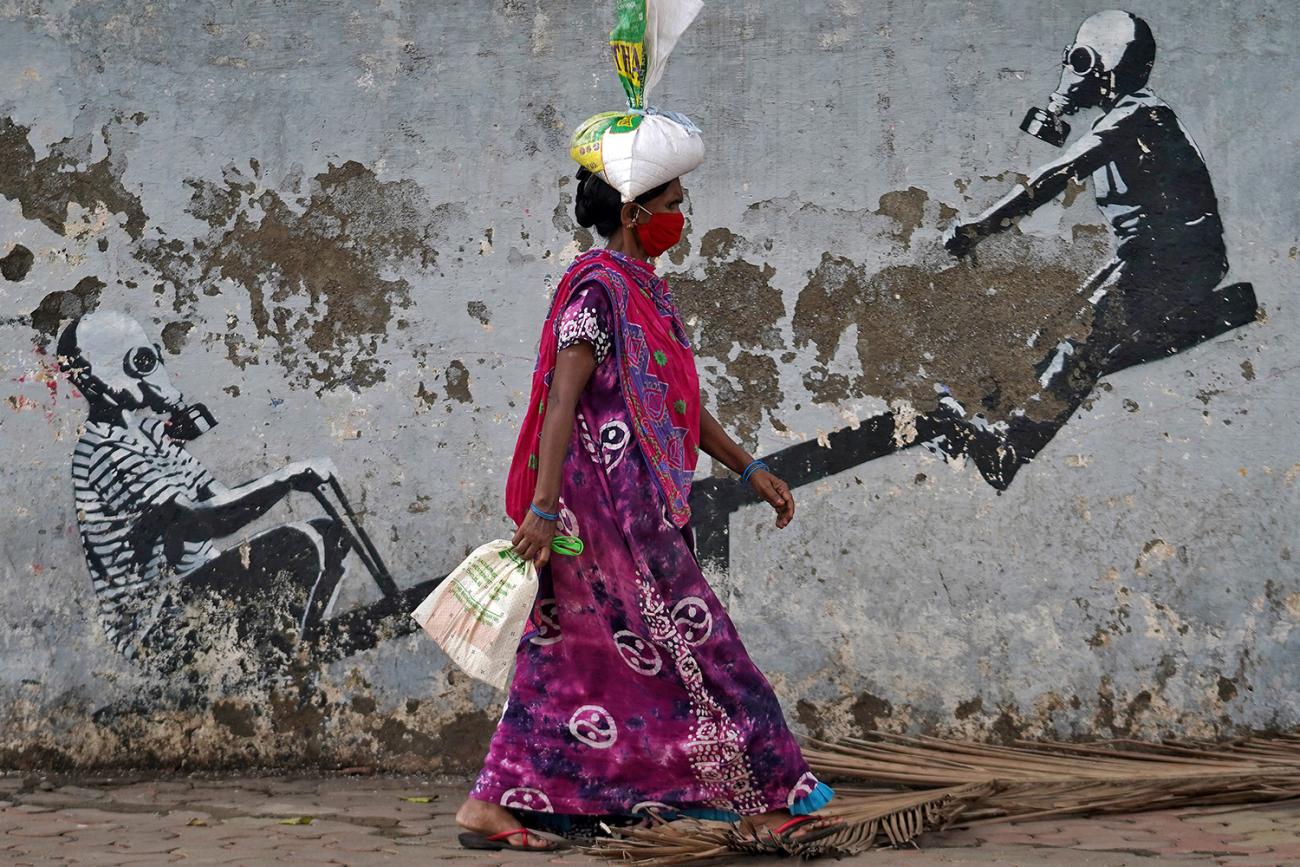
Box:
[58,311,402,674]
[692,11,1259,569]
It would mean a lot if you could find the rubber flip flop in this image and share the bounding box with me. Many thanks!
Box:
[769,814,843,845]
[458,828,571,852]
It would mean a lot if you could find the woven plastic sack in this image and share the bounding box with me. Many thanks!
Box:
[570,0,704,201]
[410,540,537,690]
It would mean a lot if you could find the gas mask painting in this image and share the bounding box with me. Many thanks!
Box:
[932,9,1259,490]
[1021,10,1157,147]
[693,10,1262,571]
[56,311,215,439]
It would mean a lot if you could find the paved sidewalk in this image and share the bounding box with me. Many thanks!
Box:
[1,772,1297,865]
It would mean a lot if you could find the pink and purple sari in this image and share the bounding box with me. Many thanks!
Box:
[474,249,830,820]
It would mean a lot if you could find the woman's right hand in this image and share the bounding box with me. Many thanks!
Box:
[512,507,556,569]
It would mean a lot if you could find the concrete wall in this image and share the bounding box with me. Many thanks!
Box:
[1,0,1296,771]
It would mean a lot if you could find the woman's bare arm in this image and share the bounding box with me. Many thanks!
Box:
[699,405,795,529]
[512,344,597,567]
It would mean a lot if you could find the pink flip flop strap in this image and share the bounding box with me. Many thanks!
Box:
[486,828,531,843]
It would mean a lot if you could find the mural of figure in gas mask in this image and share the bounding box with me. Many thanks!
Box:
[939,9,1259,483]
[57,310,396,677]
[690,11,1262,570]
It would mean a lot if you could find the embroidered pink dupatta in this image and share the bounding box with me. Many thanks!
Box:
[506,249,701,527]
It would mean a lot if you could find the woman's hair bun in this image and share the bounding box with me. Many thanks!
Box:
[574,168,623,237]
[571,169,673,239]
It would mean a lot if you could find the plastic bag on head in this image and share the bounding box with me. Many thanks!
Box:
[571,0,705,202]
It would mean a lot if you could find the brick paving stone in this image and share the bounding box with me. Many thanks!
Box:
[1111,833,1182,849]
[269,842,341,859]
[170,822,239,841]
[1268,842,1300,860]
[307,798,379,813]
[392,829,444,843]
[54,811,125,831]
[70,852,167,863]
[289,852,384,863]
[1168,837,1258,855]
[216,837,286,854]
[386,819,443,838]
[1232,827,1300,847]
[104,836,183,856]
[275,817,365,838]
[0,810,49,830]
[61,853,160,866]
[343,802,444,824]
[64,829,136,849]
[1193,814,1282,834]
[8,821,79,838]
[53,786,109,801]
[101,814,182,834]
[90,789,165,808]
[321,824,395,842]
[264,779,327,795]
[1133,832,1245,855]
[213,815,285,835]
[19,792,113,811]
[264,822,333,840]
[321,838,395,855]
[183,792,280,812]
[957,821,1064,846]
[997,829,1087,848]
[162,808,222,824]
[168,841,244,862]
[253,799,343,820]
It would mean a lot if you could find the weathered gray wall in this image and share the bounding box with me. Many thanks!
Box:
[1,0,1297,771]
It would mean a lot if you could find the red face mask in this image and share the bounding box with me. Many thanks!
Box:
[634,208,685,258]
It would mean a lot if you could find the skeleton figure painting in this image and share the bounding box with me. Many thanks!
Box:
[58,311,397,681]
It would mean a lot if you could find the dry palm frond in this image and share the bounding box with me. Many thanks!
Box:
[586,818,751,866]
[802,732,1300,823]
[788,782,993,857]
[589,732,1300,864]
[588,784,990,863]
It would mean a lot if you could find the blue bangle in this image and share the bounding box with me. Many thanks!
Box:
[740,460,769,484]
[530,503,560,522]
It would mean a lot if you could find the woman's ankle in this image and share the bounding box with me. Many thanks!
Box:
[455,797,495,828]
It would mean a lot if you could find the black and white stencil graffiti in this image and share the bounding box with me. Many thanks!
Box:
[691,10,1260,568]
[57,310,411,687]
[937,9,1259,484]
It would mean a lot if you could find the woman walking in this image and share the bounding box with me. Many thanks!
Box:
[456,0,836,851]
[455,168,837,852]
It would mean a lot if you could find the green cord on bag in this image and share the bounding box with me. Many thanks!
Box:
[551,535,584,556]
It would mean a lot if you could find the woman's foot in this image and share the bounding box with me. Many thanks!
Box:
[741,810,843,843]
[455,798,553,849]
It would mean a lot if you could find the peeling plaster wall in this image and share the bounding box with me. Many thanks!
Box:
[0,1,1297,770]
